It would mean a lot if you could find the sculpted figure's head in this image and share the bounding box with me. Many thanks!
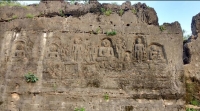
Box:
[16,41,25,50]
[136,38,142,44]
[50,44,58,52]
[102,39,111,47]
[74,38,81,44]
[150,45,157,51]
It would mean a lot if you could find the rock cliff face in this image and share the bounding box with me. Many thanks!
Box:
[184,12,200,81]
[183,13,200,109]
[0,1,184,111]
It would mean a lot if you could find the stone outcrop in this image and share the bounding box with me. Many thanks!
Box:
[184,12,200,81]
[0,1,184,111]
[191,12,200,36]
[183,12,200,110]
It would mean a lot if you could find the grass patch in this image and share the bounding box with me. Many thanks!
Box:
[101,8,112,16]
[12,15,17,19]
[132,9,137,14]
[93,28,101,34]
[104,93,109,101]
[26,14,34,18]
[59,9,65,17]
[119,9,124,16]
[106,30,116,36]
[186,107,198,111]
[191,99,200,106]
[185,77,200,107]
[74,107,85,111]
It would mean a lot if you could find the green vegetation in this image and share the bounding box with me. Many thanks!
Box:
[186,107,198,111]
[74,107,85,111]
[12,15,17,19]
[147,6,152,9]
[183,29,191,40]
[53,83,57,91]
[111,2,118,5]
[26,14,34,18]
[106,30,116,36]
[119,9,124,16]
[101,8,112,16]
[132,9,137,14]
[105,9,112,16]
[59,9,65,17]
[185,76,200,111]
[190,99,200,106]
[101,8,106,13]
[93,28,101,34]
[159,25,166,32]
[24,72,38,83]
[0,0,27,8]
[104,93,109,101]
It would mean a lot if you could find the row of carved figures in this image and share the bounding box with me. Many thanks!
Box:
[46,37,166,63]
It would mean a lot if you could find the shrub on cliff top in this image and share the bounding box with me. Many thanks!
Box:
[0,0,27,8]
[159,25,166,32]
[119,9,124,16]
[101,8,112,16]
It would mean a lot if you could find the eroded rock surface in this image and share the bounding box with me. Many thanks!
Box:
[183,12,200,110]
[184,12,200,81]
[0,1,184,111]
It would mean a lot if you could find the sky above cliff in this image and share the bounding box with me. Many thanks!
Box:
[19,1,200,36]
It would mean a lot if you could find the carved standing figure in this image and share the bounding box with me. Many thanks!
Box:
[72,38,83,62]
[134,38,145,62]
[115,38,126,60]
[88,42,97,62]
[137,8,146,23]
[124,51,131,69]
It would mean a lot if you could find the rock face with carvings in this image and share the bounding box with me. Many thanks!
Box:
[0,1,184,111]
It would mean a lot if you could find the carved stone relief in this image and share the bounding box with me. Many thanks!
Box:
[10,30,33,66]
[133,38,146,62]
[148,43,166,63]
[137,8,146,23]
[115,38,126,60]
[40,33,168,90]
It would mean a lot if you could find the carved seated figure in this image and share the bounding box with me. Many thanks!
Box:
[134,38,145,62]
[149,45,165,63]
[98,39,114,61]
[149,45,157,60]
[157,49,165,62]
[14,43,25,58]
[48,44,59,59]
